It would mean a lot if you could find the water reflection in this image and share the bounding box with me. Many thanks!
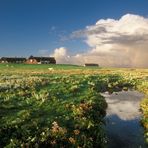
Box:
[106,114,147,148]
[102,91,147,148]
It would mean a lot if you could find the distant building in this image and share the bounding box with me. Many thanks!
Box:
[0,57,26,63]
[84,63,99,67]
[26,56,56,64]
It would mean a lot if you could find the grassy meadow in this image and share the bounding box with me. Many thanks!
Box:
[0,63,148,147]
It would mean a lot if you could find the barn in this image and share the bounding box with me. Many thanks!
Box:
[26,56,56,64]
[84,63,99,67]
[0,57,27,63]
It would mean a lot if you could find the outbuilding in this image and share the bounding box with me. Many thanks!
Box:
[0,57,27,63]
[84,63,99,67]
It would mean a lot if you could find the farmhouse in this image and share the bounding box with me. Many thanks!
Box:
[0,57,27,63]
[84,63,99,67]
[26,56,56,64]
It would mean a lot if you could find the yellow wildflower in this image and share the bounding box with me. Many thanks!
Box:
[69,137,76,144]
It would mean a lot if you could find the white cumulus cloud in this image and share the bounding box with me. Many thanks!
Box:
[52,14,148,68]
[50,47,70,64]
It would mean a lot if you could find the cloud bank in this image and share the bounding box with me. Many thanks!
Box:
[52,14,148,68]
[51,47,70,64]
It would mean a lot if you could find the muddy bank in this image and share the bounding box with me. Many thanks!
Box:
[102,91,147,148]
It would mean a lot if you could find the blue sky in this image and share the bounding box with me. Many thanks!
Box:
[0,0,148,60]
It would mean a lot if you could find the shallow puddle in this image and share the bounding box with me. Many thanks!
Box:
[102,91,147,148]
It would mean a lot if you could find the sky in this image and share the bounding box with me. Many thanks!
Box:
[0,0,148,68]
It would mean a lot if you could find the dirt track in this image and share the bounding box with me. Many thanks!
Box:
[102,91,147,148]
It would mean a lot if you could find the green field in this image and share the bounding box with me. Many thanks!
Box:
[0,63,148,147]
